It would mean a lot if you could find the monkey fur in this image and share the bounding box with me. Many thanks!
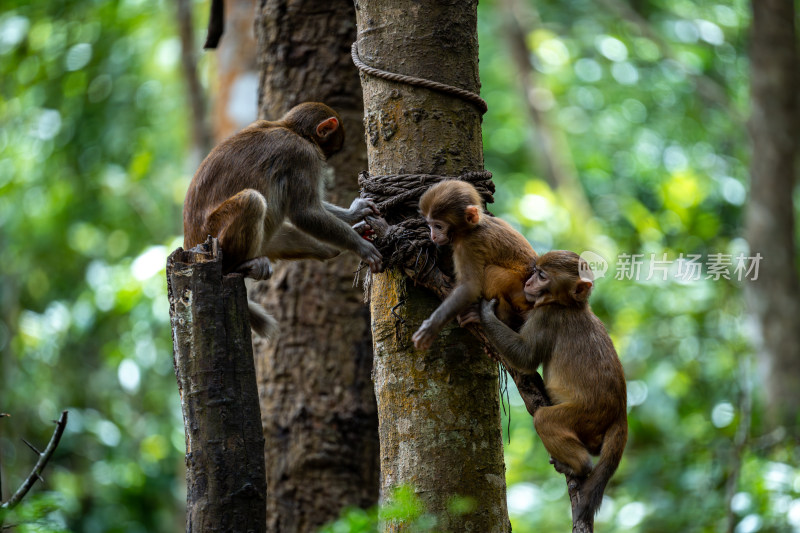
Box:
[412,180,538,350]
[480,250,627,522]
[183,102,382,339]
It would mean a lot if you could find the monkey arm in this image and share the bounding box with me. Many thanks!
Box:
[480,300,539,372]
[428,283,480,330]
[323,198,380,225]
[323,202,350,220]
[290,203,369,253]
[262,222,341,261]
[288,198,382,272]
[412,282,480,350]
[283,158,373,253]
[277,141,381,271]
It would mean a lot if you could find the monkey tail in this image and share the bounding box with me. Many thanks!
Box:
[248,300,279,340]
[576,419,627,523]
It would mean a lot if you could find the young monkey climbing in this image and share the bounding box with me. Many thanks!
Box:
[480,250,627,522]
[411,180,538,350]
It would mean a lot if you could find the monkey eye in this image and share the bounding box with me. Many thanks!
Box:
[538,270,547,280]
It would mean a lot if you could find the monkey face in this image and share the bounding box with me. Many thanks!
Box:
[524,267,549,303]
[526,252,594,307]
[425,218,451,246]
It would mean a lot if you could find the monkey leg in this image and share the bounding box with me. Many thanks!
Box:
[235,257,273,280]
[205,189,269,273]
[534,404,593,478]
[262,223,341,261]
[483,265,529,327]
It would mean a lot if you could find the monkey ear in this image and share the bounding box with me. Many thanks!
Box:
[316,117,340,138]
[465,205,481,226]
[572,279,593,302]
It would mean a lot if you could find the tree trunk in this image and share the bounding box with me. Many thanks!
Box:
[355,1,510,530]
[252,2,379,531]
[167,239,267,533]
[745,0,800,431]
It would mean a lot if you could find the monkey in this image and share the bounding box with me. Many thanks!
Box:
[410,180,538,351]
[183,102,383,338]
[478,250,627,522]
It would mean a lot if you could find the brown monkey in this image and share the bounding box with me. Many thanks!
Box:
[183,102,383,337]
[411,180,538,350]
[479,250,627,522]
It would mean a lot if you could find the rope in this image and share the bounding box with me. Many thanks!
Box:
[359,170,494,215]
[358,170,494,275]
[351,42,488,115]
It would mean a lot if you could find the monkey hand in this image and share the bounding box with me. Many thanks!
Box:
[358,239,383,273]
[353,221,375,240]
[345,198,380,224]
[479,299,499,323]
[411,320,437,351]
[457,305,480,327]
[236,256,273,280]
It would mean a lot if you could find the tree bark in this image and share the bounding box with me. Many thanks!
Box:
[252,2,379,531]
[355,1,510,530]
[745,0,800,431]
[167,239,267,533]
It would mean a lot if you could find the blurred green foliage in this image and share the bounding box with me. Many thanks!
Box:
[478,0,799,532]
[0,0,798,532]
[1,0,191,530]
[319,486,475,532]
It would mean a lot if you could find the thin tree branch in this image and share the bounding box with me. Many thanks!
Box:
[479,337,593,532]
[0,411,68,510]
[175,0,213,160]
[725,356,752,533]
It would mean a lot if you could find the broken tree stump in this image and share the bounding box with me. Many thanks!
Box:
[167,237,266,533]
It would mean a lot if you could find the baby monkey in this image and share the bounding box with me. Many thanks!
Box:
[479,251,627,522]
[411,180,538,350]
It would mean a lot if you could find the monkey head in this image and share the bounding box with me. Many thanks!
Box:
[419,180,484,246]
[283,102,345,159]
[524,251,594,307]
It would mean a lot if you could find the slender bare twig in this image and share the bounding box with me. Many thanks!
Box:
[0,413,6,500]
[725,357,752,533]
[1,411,68,510]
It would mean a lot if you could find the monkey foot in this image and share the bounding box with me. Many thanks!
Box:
[457,305,480,326]
[550,457,575,476]
[236,257,273,280]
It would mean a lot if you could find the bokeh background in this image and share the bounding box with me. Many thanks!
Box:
[1,0,798,531]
